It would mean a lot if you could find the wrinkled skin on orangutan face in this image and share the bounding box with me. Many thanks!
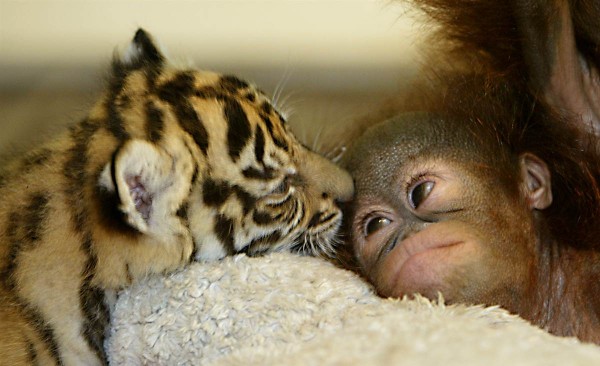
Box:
[344,113,552,307]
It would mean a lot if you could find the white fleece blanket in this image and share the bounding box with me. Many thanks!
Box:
[106,253,600,365]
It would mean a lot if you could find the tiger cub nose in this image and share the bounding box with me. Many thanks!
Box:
[300,149,354,202]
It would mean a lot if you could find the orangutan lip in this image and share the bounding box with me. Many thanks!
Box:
[402,232,463,259]
[384,225,466,285]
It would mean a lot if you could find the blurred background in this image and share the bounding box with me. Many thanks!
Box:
[0,0,423,155]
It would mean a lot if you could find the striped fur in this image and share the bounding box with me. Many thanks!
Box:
[0,29,353,365]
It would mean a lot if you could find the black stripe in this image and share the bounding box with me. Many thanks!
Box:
[275,110,287,123]
[109,148,120,201]
[203,179,232,207]
[225,98,252,161]
[116,94,131,109]
[260,114,274,137]
[220,75,249,92]
[175,201,194,263]
[176,201,189,220]
[261,115,288,151]
[145,68,161,92]
[252,211,273,225]
[63,118,108,362]
[272,212,285,222]
[22,193,50,248]
[308,212,324,227]
[174,159,196,259]
[254,126,265,163]
[106,102,130,141]
[176,141,197,230]
[282,198,297,221]
[244,93,256,102]
[158,71,195,102]
[195,87,228,100]
[244,230,282,256]
[26,338,38,364]
[22,148,53,173]
[109,57,128,89]
[260,102,273,115]
[158,72,210,155]
[2,213,62,365]
[190,237,198,262]
[106,63,130,141]
[64,118,99,233]
[241,166,276,180]
[296,200,305,227]
[142,55,164,93]
[232,186,257,215]
[272,135,288,151]
[3,212,20,285]
[319,213,337,226]
[145,100,164,143]
[191,166,199,186]
[125,263,133,285]
[214,215,236,255]
[175,101,209,155]
[3,194,48,268]
[181,133,200,186]
[78,270,109,365]
[21,302,62,365]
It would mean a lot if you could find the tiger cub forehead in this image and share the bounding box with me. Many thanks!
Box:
[114,66,269,103]
[90,63,296,185]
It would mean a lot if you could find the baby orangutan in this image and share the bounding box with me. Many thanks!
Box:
[343,0,600,344]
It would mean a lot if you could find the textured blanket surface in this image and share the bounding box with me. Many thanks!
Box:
[107,253,600,365]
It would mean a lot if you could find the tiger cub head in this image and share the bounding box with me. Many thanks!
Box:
[98,29,354,261]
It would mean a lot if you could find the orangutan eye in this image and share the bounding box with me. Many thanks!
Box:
[408,181,434,209]
[365,216,391,236]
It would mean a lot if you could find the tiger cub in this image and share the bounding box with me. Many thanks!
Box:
[0,29,353,365]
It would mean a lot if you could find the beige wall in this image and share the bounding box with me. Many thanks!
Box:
[0,1,425,153]
[0,0,423,91]
[1,0,418,67]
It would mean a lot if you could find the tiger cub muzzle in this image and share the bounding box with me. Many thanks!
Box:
[187,140,354,261]
[247,148,354,257]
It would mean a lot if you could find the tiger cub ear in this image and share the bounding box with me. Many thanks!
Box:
[116,28,165,70]
[99,139,189,234]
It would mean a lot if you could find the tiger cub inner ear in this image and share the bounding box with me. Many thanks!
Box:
[99,139,175,233]
[117,28,165,70]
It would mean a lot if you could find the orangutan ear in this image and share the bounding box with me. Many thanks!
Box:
[519,153,552,210]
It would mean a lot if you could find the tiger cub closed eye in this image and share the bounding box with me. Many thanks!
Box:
[0,29,353,365]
